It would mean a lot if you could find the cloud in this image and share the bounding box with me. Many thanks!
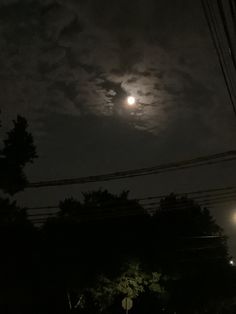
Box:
[0,0,234,143]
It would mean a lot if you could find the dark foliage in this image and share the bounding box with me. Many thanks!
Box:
[38,191,236,314]
[0,114,235,314]
[0,115,38,314]
[0,115,37,194]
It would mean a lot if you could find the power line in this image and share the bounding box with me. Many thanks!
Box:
[27,183,236,213]
[229,0,236,34]
[26,150,236,188]
[27,201,226,221]
[139,185,236,201]
[217,0,236,71]
[24,183,236,224]
[27,192,236,224]
[201,0,236,117]
[27,198,236,224]
[210,0,236,109]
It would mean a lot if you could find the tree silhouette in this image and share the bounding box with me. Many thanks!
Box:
[0,115,37,195]
[0,114,38,314]
[147,194,235,314]
[40,190,236,314]
[0,197,28,226]
[40,190,151,313]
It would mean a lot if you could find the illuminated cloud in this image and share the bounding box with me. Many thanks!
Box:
[0,0,234,143]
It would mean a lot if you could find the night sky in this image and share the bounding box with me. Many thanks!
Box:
[1,0,236,253]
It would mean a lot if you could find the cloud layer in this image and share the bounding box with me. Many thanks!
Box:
[0,0,235,143]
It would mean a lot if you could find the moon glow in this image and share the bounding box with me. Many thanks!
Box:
[127,96,136,106]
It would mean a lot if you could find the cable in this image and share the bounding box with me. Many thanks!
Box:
[201,0,236,117]
[23,183,236,224]
[26,183,236,213]
[217,0,236,71]
[26,150,236,188]
[27,195,236,224]
[229,0,236,34]
[27,197,236,225]
[139,188,236,202]
[210,0,236,107]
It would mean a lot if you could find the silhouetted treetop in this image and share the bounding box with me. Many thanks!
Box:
[0,115,37,194]
[155,193,223,236]
[0,197,29,226]
[38,190,235,314]
[56,190,146,223]
[2,115,37,166]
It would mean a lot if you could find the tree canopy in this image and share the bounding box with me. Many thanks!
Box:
[39,190,236,314]
[0,115,37,195]
[0,114,235,314]
[0,115,38,314]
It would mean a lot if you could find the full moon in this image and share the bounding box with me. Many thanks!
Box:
[127,96,136,106]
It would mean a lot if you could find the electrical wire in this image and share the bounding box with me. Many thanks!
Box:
[27,195,236,224]
[201,0,236,117]
[217,0,236,70]
[27,184,236,213]
[27,150,236,188]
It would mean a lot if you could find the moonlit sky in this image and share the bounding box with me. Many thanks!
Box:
[1,0,236,253]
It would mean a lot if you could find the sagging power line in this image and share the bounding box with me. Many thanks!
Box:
[26,185,236,224]
[27,183,236,212]
[27,150,236,188]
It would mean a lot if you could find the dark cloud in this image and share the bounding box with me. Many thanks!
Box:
[1,0,230,138]
[2,0,236,256]
[0,0,235,166]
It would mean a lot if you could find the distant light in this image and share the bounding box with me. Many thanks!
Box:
[229,259,235,266]
[127,96,135,106]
